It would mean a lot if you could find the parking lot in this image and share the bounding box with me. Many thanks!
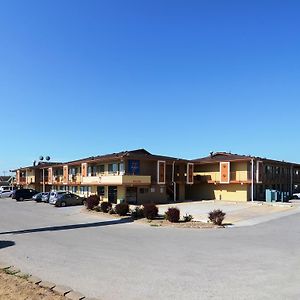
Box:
[0,197,300,299]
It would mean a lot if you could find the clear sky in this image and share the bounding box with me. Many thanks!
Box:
[1,0,299,174]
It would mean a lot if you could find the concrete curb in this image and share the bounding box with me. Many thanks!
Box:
[28,275,42,284]
[6,266,20,274]
[0,263,11,269]
[0,262,100,300]
[53,285,73,296]
[65,291,85,300]
[39,280,56,289]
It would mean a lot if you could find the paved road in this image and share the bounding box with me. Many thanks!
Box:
[0,198,300,300]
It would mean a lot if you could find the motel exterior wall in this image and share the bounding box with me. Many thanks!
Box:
[15,149,192,205]
[14,150,300,203]
[188,152,300,202]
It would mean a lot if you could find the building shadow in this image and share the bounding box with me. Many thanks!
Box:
[0,217,133,236]
[0,240,15,249]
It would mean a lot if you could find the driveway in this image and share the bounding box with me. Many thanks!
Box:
[0,198,300,299]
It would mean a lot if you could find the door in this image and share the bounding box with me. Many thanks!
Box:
[108,186,117,203]
[126,187,137,204]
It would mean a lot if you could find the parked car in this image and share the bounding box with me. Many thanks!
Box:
[0,190,13,198]
[50,192,85,207]
[292,192,300,199]
[49,191,67,205]
[33,192,48,202]
[0,186,13,193]
[41,192,50,203]
[12,189,38,201]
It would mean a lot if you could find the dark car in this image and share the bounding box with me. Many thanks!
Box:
[12,189,39,201]
[53,192,85,207]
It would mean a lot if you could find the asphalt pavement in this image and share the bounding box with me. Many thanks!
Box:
[0,198,299,300]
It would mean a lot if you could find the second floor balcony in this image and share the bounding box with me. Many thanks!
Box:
[81,172,151,186]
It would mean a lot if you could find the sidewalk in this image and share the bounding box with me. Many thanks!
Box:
[157,200,299,227]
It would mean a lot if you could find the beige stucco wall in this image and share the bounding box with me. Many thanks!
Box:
[187,183,249,202]
[194,161,249,182]
[214,184,248,201]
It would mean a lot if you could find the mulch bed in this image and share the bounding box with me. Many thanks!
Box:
[82,208,222,229]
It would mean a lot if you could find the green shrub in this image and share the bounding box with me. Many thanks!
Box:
[131,206,144,219]
[165,207,180,223]
[183,214,193,222]
[115,203,129,216]
[100,201,112,213]
[208,209,226,225]
[143,203,158,220]
[85,195,100,210]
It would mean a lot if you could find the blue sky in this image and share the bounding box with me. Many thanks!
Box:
[1,0,299,174]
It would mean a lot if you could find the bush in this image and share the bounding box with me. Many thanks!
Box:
[131,206,144,219]
[208,209,226,225]
[100,201,112,213]
[143,203,158,220]
[165,207,180,223]
[85,195,100,210]
[183,214,193,222]
[115,203,129,216]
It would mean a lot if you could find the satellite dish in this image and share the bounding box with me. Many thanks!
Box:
[45,156,50,161]
[39,156,44,161]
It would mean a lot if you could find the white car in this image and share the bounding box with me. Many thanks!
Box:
[0,190,13,198]
[49,191,67,205]
[292,193,300,199]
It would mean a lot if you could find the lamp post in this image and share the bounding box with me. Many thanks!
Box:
[36,156,51,193]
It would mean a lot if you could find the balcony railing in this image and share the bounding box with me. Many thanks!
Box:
[82,174,151,185]
[39,176,48,183]
[195,171,253,183]
[53,176,63,183]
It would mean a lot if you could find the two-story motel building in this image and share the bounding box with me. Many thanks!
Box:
[15,149,192,204]
[15,149,300,203]
[187,152,300,202]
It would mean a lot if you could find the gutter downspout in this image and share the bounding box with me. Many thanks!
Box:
[290,165,293,196]
[251,159,254,202]
[172,161,176,202]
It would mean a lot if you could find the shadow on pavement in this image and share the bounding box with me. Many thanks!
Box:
[0,240,15,249]
[0,217,133,235]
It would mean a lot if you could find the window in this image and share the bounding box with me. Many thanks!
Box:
[97,186,105,196]
[119,162,124,174]
[127,160,140,175]
[108,163,118,174]
[139,188,149,194]
[97,165,105,174]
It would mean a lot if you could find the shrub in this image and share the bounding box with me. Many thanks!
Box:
[100,201,112,213]
[208,209,226,225]
[143,203,158,220]
[131,206,144,219]
[85,195,100,210]
[183,214,193,222]
[115,203,129,216]
[165,207,180,223]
